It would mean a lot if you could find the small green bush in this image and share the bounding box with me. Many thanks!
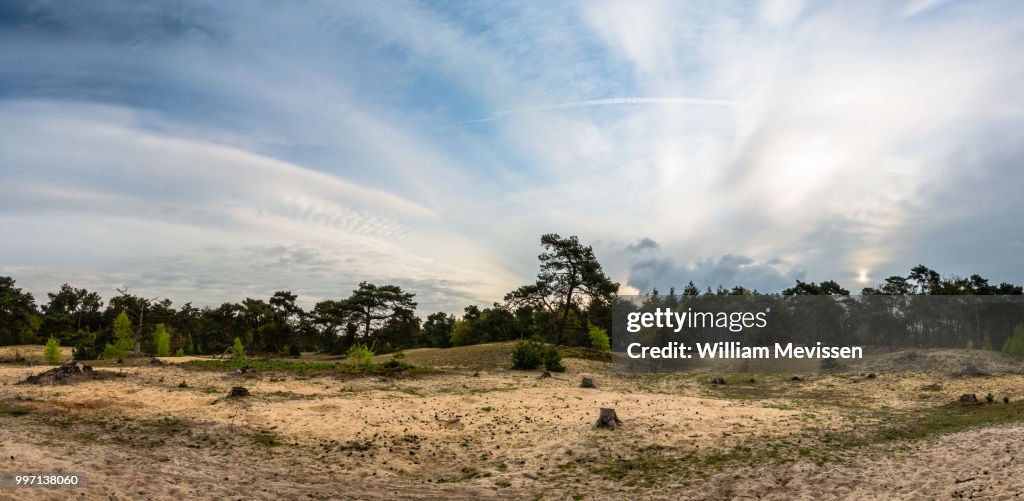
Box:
[231,337,246,359]
[43,337,61,364]
[152,324,171,357]
[178,380,189,388]
[511,339,545,370]
[982,332,993,351]
[965,339,974,350]
[985,393,995,403]
[543,347,565,372]
[72,333,98,361]
[174,348,185,357]
[104,311,135,360]
[588,325,611,353]
[380,359,413,370]
[1002,325,1024,356]
[511,338,564,372]
[346,343,375,368]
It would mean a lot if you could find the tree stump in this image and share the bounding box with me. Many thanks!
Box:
[539,371,552,378]
[580,377,597,389]
[228,386,250,398]
[959,393,981,406]
[66,360,87,374]
[711,377,726,385]
[592,408,622,430]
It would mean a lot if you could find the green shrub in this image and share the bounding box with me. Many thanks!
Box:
[152,324,171,357]
[543,346,565,372]
[43,337,61,364]
[982,332,993,351]
[588,325,611,353]
[1002,325,1024,356]
[230,337,245,359]
[449,319,472,346]
[288,343,301,357]
[174,348,185,357]
[380,358,413,370]
[346,343,375,368]
[103,311,135,360]
[965,339,974,350]
[511,339,545,370]
[72,332,98,361]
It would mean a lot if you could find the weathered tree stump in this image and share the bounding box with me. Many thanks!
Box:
[711,377,726,385]
[866,373,877,379]
[228,386,250,398]
[592,408,622,430]
[580,377,597,389]
[790,376,803,381]
[66,360,87,374]
[539,371,552,378]
[959,393,981,406]
[20,360,96,385]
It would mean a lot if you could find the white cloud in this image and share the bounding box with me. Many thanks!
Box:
[0,101,516,312]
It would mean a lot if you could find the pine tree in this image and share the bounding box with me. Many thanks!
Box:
[152,323,171,357]
[43,337,61,364]
[103,311,134,361]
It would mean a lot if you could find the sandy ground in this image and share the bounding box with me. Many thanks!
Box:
[2,345,1024,500]
[701,423,1024,500]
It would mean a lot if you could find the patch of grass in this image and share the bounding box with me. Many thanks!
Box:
[266,390,314,400]
[437,466,491,483]
[0,404,30,416]
[556,346,611,363]
[339,440,374,451]
[253,431,282,447]
[183,358,422,376]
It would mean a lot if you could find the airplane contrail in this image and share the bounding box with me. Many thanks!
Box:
[462,97,737,123]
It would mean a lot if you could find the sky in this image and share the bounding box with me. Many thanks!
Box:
[1,0,1023,313]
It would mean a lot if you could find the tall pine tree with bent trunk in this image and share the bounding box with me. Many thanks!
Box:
[505,234,619,345]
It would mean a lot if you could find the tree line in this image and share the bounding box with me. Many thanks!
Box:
[0,234,618,359]
[625,265,1024,354]
[1,234,1022,359]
